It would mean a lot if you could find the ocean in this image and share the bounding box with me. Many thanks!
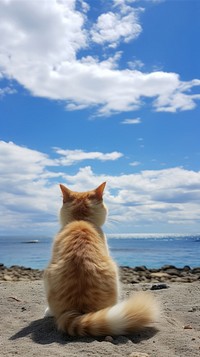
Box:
[0,233,199,270]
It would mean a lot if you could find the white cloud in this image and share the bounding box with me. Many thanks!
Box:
[129,161,141,166]
[0,141,123,233]
[0,141,62,234]
[61,166,200,232]
[0,85,16,97]
[113,0,141,14]
[91,9,142,46]
[79,0,90,13]
[0,0,199,115]
[54,148,123,166]
[1,141,200,234]
[128,59,144,70]
[0,141,56,179]
[121,117,141,124]
[0,0,86,63]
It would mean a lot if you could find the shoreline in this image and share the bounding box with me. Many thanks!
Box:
[1,263,200,283]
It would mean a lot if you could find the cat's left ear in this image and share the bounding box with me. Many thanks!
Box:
[95,182,106,200]
[60,184,72,203]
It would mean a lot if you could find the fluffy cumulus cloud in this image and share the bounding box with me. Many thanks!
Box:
[91,7,142,46]
[0,0,199,115]
[1,140,200,234]
[0,141,123,234]
[0,141,61,234]
[54,148,123,166]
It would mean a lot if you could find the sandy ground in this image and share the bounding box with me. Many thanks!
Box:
[0,280,199,357]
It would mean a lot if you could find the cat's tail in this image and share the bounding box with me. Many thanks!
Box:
[57,292,159,336]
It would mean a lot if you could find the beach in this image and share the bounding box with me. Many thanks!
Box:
[0,266,199,357]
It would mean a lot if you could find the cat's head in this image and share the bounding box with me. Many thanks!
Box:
[59,182,107,228]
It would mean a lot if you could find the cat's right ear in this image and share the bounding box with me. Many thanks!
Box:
[95,182,106,200]
[60,184,71,203]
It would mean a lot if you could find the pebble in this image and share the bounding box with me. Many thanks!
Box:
[104,335,114,343]
[150,283,168,290]
[183,324,193,329]
[188,307,196,312]
[3,274,13,281]
[150,272,170,278]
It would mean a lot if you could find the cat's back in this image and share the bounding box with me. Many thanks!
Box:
[56,219,103,246]
[52,220,108,267]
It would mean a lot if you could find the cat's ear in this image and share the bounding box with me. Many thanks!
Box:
[60,184,72,203]
[95,182,106,200]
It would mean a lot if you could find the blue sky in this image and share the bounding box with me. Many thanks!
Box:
[0,0,200,235]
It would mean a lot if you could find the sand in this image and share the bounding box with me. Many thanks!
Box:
[0,279,199,357]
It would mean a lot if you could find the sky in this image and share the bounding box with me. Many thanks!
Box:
[0,0,200,236]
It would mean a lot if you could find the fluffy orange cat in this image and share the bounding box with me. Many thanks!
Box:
[44,182,158,336]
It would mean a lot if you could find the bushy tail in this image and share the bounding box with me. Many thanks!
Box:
[57,292,159,336]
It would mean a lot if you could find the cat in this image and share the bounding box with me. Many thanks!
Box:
[44,182,159,336]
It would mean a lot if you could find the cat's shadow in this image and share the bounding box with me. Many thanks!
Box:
[10,316,158,345]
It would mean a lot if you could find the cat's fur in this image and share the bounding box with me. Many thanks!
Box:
[44,182,159,336]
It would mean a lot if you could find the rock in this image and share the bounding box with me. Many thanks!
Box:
[151,283,168,290]
[134,266,147,272]
[161,264,177,270]
[183,265,191,271]
[191,267,200,274]
[164,268,182,276]
[104,335,114,343]
[3,274,13,281]
[183,324,193,329]
[150,272,170,278]
[130,279,140,284]
[188,307,196,312]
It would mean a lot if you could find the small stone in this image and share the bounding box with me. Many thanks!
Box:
[161,264,177,270]
[104,335,114,343]
[164,268,181,276]
[134,266,147,272]
[183,265,191,271]
[150,283,168,290]
[188,307,196,312]
[191,267,200,274]
[130,280,140,284]
[150,272,170,278]
[183,324,193,329]
[3,274,12,281]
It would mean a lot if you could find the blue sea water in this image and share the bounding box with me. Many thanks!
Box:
[0,233,199,270]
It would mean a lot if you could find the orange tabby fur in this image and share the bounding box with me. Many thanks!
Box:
[44,182,159,336]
